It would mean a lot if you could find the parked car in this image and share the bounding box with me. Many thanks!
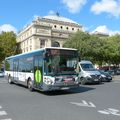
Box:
[107,70,115,76]
[98,70,112,82]
[78,60,102,85]
[0,71,4,77]
[114,68,120,75]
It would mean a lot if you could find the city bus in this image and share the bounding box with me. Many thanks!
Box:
[5,47,79,91]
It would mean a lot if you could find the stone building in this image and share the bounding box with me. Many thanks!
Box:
[92,31,109,38]
[17,14,83,53]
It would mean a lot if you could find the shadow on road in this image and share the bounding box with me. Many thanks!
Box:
[7,82,95,96]
[42,86,95,96]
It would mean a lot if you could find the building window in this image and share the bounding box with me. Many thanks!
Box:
[61,26,63,29]
[72,28,74,30]
[66,27,69,30]
[54,25,57,28]
[40,39,45,48]
[30,46,32,51]
[52,41,60,47]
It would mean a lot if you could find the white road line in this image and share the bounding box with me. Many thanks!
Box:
[0,111,7,116]
[70,100,96,108]
[1,119,12,120]
[98,108,120,116]
[98,110,110,115]
[0,106,12,120]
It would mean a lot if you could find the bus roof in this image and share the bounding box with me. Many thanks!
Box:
[5,47,77,60]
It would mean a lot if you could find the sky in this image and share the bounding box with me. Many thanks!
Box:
[0,0,120,35]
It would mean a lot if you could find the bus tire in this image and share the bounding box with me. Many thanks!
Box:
[28,79,34,92]
[8,76,13,84]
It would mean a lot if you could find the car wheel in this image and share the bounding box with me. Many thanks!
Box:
[81,78,86,85]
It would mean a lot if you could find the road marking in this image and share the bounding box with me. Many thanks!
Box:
[1,119,12,120]
[0,105,13,120]
[0,111,7,116]
[1,118,12,120]
[98,108,120,116]
[70,100,96,108]
[70,101,120,117]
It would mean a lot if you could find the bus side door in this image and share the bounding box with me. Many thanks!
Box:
[13,59,19,81]
[34,56,43,89]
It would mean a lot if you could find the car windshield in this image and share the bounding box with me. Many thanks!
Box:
[99,70,109,75]
[80,63,95,71]
[44,49,78,76]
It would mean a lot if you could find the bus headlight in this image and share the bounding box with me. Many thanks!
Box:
[46,79,53,85]
[44,77,55,85]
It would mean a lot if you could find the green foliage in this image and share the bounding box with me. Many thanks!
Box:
[0,32,20,63]
[64,31,91,59]
[63,31,120,66]
[0,46,5,62]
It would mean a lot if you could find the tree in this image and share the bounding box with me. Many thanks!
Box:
[63,31,91,60]
[63,31,120,66]
[0,46,5,62]
[0,31,19,63]
[107,35,120,65]
[86,34,106,66]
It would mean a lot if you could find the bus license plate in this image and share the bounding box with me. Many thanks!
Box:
[94,79,98,81]
[61,87,69,90]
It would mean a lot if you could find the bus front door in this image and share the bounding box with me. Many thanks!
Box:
[34,56,43,89]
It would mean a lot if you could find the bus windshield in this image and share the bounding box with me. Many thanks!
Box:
[44,49,78,76]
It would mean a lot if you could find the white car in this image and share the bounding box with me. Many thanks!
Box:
[0,71,4,77]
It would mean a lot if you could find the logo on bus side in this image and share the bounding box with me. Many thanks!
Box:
[35,69,42,83]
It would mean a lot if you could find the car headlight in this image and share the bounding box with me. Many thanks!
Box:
[84,75,91,78]
[101,74,106,78]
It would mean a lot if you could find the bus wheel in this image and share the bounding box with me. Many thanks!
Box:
[8,76,13,84]
[28,80,34,92]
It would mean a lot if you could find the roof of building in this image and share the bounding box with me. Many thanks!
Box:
[92,31,109,37]
[43,14,79,25]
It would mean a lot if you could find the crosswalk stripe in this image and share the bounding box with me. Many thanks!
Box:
[1,118,12,120]
[0,111,7,116]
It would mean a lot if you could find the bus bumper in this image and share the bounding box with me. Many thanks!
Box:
[42,83,79,91]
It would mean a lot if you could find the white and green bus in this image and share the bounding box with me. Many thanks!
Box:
[5,47,79,91]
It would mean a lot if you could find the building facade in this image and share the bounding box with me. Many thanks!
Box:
[17,14,83,53]
[92,31,109,38]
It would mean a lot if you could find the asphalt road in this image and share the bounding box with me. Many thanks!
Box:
[0,76,120,120]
